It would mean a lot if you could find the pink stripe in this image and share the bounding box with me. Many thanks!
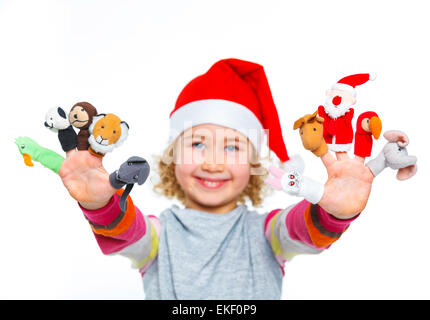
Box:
[286,200,315,247]
[317,207,359,233]
[264,209,281,231]
[79,195,147,255]
[148,215,161,237]
[264,209,281,242]
[80,195,120,225]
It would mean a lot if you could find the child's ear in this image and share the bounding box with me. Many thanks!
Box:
[161,141,175,165]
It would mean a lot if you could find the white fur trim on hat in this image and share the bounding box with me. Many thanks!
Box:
[169,99,264,152]
[331,83,357,97]
[369,73,377,81]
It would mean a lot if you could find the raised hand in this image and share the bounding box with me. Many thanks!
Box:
[318,152,373,219]
[265,152,374,220]
[59,149,116,210]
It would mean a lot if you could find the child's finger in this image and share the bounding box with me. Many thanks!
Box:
[65,149,77,159]
[321,152,336,168]
[335,152,349,161]
[267,165,285,178]
[264,177,283,190]
[354,156,366,164]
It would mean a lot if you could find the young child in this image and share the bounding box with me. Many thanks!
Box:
[59,59,374,299]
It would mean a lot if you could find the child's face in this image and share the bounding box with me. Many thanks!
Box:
[173,124,252,213]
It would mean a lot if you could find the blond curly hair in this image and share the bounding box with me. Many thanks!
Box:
[151,138,277,208]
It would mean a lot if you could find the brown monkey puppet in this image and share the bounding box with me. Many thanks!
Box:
[69,102,98,150]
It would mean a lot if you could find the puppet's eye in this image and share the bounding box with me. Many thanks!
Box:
[113,130,116,134]
[313,128,316,131]
[81,108,85,112]
[101,126,104,129]
[21,144,25,149]
[367,119,370,123]
[50,117,53,120]
[300,131,303,135]
[398,147,402,151]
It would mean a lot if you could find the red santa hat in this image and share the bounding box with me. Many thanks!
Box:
[331,73,377,97]
[168,58,290,162]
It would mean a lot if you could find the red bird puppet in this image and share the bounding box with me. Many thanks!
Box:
[354,111,382,158]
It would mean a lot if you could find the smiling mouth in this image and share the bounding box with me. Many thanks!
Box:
[95,136,109,146]
[195,177,230,189]
[72,119,88,124]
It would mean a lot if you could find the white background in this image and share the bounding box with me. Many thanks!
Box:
[0,0,428,299]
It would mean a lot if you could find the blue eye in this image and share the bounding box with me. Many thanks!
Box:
[225,145,238,152]
[192,142,205,149]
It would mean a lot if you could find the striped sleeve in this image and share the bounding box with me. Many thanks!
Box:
[80,189,160,276]
[264,199,358,268]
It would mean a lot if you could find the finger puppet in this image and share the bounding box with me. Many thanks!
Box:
[354,111,382,158]
[15,136,65,174]
[69,102,98,150]
[88,113,129,157]
[109,156,150,212]
[265,155,324,204]
[366,130,417,180]
[44,106,77,152]
[293,110,328,157]
[87,156,150,232]
[318,73,376,152]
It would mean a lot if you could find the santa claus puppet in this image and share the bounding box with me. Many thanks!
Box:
[318,73,376,152]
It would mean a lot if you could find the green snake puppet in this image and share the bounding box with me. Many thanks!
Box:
[15,136,65,174]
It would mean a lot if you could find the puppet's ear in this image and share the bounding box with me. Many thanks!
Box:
[383,130,409,147]
[94,113,106,120]
[316,116,325,124]
[116,121,129,147]
[397,164,417,180]
[57,107,67,119]
[293,118,304,130]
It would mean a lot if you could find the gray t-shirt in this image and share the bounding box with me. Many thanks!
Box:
[143,204,283,299]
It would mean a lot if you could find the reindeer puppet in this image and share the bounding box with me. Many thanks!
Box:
[294,111,328,157]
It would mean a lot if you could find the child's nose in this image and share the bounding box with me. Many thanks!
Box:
[202,151,225,171]
[201,162,224,172]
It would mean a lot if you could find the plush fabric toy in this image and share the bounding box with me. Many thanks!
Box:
[44,107,77,152]
[366,130,417,180]
[15,136,64,174]
[293,110,328,157]
[354,111,382,158]
[88,113,129,157]
[265,155,324,204]
[318,73,376,152]
[109,156,150,213]
[69,102,98,150]
[86,156,150,231]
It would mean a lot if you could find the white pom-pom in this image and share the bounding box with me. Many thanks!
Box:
[369,73,377,81]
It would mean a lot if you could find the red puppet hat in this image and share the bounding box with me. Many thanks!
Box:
[168,58,290,162]
[331,73,377,97]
